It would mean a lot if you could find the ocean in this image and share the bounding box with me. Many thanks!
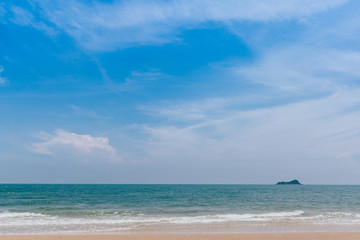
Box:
[1,184,360,234]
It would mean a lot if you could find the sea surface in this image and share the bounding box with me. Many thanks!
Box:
[1,184,360,234]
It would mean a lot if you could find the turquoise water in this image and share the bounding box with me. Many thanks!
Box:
[1,184,360,234]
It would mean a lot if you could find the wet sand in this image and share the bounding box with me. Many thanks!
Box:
[1,233,360,240]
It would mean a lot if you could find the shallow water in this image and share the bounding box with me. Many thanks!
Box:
[1,184,360,234]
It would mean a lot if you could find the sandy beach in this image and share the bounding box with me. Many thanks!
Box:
[1,233,360,240]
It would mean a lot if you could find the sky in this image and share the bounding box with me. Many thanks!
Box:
[1,0,360,184]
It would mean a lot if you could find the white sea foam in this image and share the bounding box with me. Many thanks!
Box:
[1,210,360,234]
[0,210,305,226]
[0,212,46,218]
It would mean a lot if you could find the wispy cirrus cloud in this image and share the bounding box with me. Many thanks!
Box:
[140,97,233,121]
[29,129,122,162]
[236,47,360,94]
[69,105,111,121]
[32,0,347,51]
[0,66,7,85]
[9,6,57,36]
[0,3,5,20]
[139,89,360,181]
[97,64,166,92]
[141,44,360,123]
[135,40,360,182]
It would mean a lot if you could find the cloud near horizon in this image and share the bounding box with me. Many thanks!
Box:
[139,90,360,169]
[29,130,122,163]
[135,42,360,180]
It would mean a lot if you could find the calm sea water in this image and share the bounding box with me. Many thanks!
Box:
[1,184,360,234]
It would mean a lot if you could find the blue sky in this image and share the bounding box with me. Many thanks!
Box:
[1,0,360,184]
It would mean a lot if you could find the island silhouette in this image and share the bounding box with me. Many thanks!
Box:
[276,179,302,185]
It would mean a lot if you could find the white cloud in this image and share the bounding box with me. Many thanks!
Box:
[237,47,360,93]
[141,45,360,124]
[10,6,33,26]
[35,0,347,51]
[0,66,6,85]
[97,65,165,92]
[9,6,57,36]
[140,90,360,167]
[69,105,110,120]
[29,129,122,162]
[140,97,233,121]
[0,3,6,20]
[135,42,360,182]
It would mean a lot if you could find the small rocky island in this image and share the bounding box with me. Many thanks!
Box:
[276,179,302,185]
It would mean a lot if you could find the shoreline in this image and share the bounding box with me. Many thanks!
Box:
[2,233,360,240]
